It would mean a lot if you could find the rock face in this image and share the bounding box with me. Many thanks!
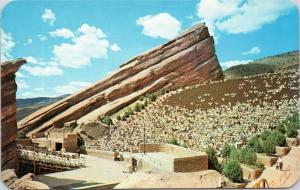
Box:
[18,23,223,135]
[1,58,26,172]
[1,169,49,189]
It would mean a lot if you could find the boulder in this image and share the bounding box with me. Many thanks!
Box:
[18,23,223,135]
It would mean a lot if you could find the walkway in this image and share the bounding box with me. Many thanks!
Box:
[35,155,129,189]
[247,146,300,188]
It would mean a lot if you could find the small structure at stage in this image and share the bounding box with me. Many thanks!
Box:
[137,143,208,173]
[18,131,79,153]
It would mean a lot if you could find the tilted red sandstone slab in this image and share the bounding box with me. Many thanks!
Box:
[1,58,26,172]
[18,23,223,135]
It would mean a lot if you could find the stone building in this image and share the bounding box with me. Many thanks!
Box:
[31,132,78,153]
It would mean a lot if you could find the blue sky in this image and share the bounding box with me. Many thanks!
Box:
[0,0,298,98]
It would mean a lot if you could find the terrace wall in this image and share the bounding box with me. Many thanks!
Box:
[139,143,208,172]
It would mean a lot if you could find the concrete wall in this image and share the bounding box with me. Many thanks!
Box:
[139,144,208,172]
[256,153,278,167]
[63,134,78,153]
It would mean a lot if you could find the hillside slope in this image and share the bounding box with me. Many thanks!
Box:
[90,70,299,152]
[18,23,223,136]
[224,50,299,78]
[16,95,68,121]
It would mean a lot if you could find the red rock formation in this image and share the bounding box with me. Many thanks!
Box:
[1,58,26,172]
[18,23,223,135]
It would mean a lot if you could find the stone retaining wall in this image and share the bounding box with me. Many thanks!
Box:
[139,143,208,172]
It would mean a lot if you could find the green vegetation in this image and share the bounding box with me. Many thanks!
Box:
[169,137,179,146]
[181,143,188,148]
[260,130,272,141]
[246,136,263,153]
[288,112,299,125]
[276,123,286,134]
[134,103,142,112]
[116,115,121,121]
[98,115,114,126]
[223,159,243,183]
[118,93,158,121]
[239,147,257,165]
[224,50,299,79]
[262,138,276,156]
[254,162,265,170]
[16,131,27,139]
[205,146,222,173]
[221,143,232,158]
[287,125,298,138]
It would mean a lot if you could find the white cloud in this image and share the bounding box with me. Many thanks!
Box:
[16,72,26,78]
[42,9,56,26]
[242,46,261,55]
[22,65,63,76]
[136,13,182,40]
[53,24,110,68]
[25,56,38,64]
[54,81,91,95]
[197,0,295,36]
[1,29,15,62]
[16,80,29,89]
[110,43,121,52]
[37,34,48,41]
[49,28,75,39]
[221,59,252,69]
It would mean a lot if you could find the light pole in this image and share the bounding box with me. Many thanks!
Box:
[33,134,36,175]
[143,121,146,155]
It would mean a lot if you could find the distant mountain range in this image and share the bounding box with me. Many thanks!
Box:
[224,50,299,79]
[16,95,69,121]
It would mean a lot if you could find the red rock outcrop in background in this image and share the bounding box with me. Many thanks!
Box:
[18,23,223,135]
[1,58,26,172]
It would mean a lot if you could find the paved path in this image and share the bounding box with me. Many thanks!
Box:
[247,146,300,188]
[35,155,129,189]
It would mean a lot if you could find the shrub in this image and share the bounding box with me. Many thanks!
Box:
[116,115,121,121]
[221,143,231,158]
[100,116,113,126]
[127,107,134,115]
[17,131,27,139]
[169,137,179,146]
[139,96,145,101]
[140,103,145,109]
[262,138,276,156]
[260,130,271,141]
[147,94,157,102]
[229,146,240,161]
[276,123,286,134]
[134,103,141,112]
[255,162,265,170]
[121,115,127,121]
[144,99,149,107]
[286,125,298,138]
[246,136,263,153]
[289,112,299,125]
[223,159,243,183]
[240,147,257,165]
[288,121,299,130]
[269,131,286,147]
[206,146,222,173]
[181,143,188,148]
